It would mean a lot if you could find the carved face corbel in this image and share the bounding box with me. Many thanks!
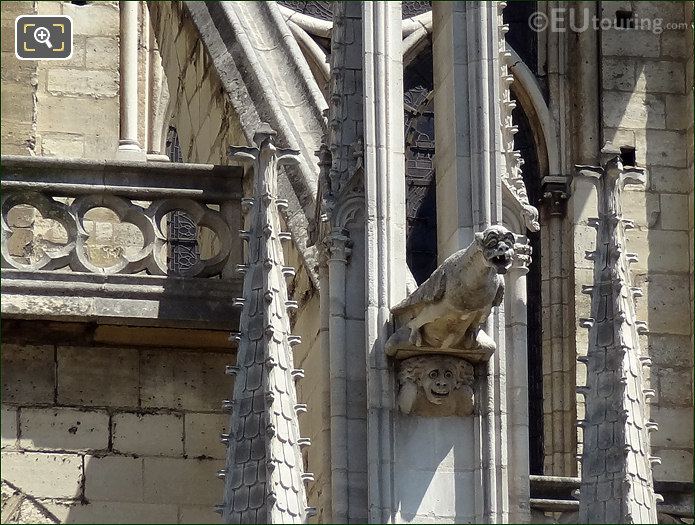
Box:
[397,355,475,417]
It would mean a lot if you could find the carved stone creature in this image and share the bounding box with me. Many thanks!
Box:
[397,355,474,416]
[386,225,515,358]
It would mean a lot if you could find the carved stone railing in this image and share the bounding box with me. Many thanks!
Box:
[1,156,244,329]
[529,476,694,524]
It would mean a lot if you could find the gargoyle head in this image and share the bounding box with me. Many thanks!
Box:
[398,356,474,413]
[475,225,516,275]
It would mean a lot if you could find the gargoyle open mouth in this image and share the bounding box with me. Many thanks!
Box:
[488,252,513,273]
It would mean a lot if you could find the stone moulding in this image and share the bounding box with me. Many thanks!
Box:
[1,269,242,330]
[385,225,516,363]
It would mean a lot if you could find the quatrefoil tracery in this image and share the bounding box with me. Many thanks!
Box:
[1,191,233,278]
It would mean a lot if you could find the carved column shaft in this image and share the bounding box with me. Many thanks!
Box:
[117,1,145,160]
[504,241,531,523]
[362,2,406,522]
[323,230,352,523]
[539,175,574,476]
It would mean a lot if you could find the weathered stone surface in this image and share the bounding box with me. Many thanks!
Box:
[43,501,178,524]
[650,407,694,449]
[602,58,636,91]
[2,452,83,499]
[635,60,686,94]
[644,130,688,167]
[83,456,144,503]
[647,334,693,368]
[638,274,691,335]
[602,91,665,130]
[659,193,690,230]
[178,505,223,524]
[112,412,184,457]
[61,2,119,37]
[57,346,139,407]
[85,37,119,70]
[2,406,18,450]
[140,350,229,411]
[602,30,660,58]
[620,187,660,228]
[652,449,693,482]
[46,69,118,99]
[36,93,118,135]
[626,229,690,273]
[184,413,227,459]
[1,480,61,524]
[654,366,693,406]
[143,457,223,505]
[19,407,109,452]
[649,167,693,194]
[2,344,55,405]
[40,133,86,158]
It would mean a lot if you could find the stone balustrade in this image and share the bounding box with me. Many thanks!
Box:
[529,476,693,523]
[1,155,244,329]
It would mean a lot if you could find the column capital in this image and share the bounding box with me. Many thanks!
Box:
[321,229,353,263]
[512,237,532,274]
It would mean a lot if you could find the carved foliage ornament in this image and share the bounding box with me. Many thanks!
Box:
[397,355,475,416]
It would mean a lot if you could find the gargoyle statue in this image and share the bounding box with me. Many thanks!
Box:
[386,225,516,358]
[397,355,475,416]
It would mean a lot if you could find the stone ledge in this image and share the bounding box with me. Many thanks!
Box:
[0,155,243,202]
[1,269,242,330]
[385,343,493,363]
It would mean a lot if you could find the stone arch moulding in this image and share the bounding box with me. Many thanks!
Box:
[507,45,561,181]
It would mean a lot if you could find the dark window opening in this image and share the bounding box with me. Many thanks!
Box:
[165,126,201,275]
[620,146,636,166]
[616,11,635,29]
[503,1,539,76]
[404,46,437,284]
[71,1,89,5]
[512,90,544,475]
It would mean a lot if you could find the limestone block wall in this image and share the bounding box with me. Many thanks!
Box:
[1,1,36,155]
[1,1,163,160]
[1,342,231,523]
[34,1,120,159]
[573,1,694,482]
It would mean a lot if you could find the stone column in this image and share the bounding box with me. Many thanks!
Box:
[362,2,406,522]
[504,239,531,523]
[539,176,573,476]
[432,2,508,521]
[323,230,352,523]
[145,18,169,161]
[117,0,145,160]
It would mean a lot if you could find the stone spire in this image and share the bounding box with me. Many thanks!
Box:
[219,125,314,524]
[576,155,659,524]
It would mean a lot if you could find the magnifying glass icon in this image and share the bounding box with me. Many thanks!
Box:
[33,26,53,49]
